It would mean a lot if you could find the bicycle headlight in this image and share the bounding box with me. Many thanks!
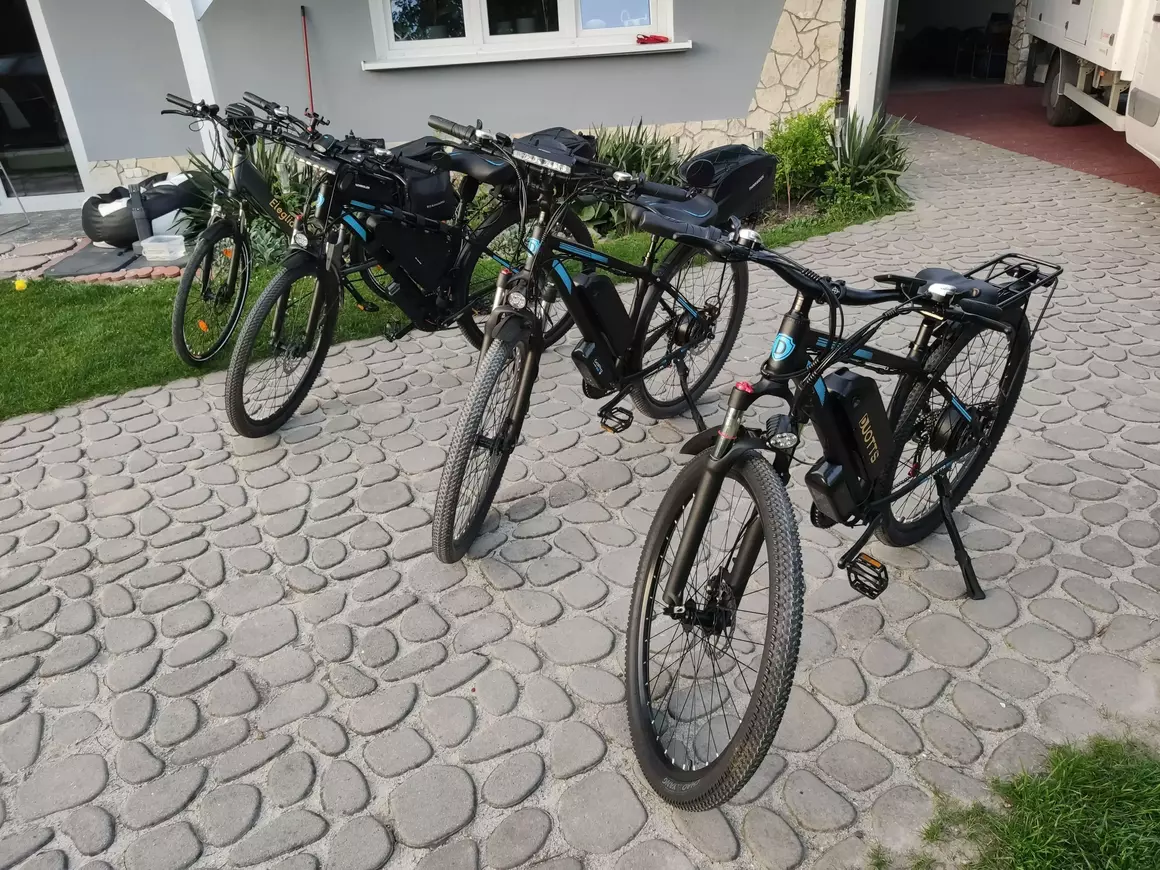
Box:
[507,290,527,310]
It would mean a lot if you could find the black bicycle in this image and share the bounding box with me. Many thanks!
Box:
[429,115,775,563]
[163,94,393,366]
[622,214,1061,809]
[222,99,593,438]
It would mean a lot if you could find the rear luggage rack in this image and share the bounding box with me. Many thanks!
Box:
[966,252,1063,343]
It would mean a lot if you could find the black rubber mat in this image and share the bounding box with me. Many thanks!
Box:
[43,245,140,277]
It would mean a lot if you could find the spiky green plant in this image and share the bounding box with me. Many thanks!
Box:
[824,109,911,213]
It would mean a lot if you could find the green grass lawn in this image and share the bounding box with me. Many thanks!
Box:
[919,738,1160,870]
[0,205,896,421]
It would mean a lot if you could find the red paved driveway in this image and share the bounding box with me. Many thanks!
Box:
[887,83,1160,194]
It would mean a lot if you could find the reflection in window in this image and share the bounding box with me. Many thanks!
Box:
[392,0,467,40]
[579,0,650,29]
[487,0,560,36]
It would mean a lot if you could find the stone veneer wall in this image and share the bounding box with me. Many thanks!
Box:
[651,0,845,152]
[87,156,195,191]
[85,0,846,188]
[1005,0,1031,85]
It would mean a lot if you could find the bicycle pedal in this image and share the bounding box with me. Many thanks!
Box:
[356,301,381,313]
[384,323,413,342]
[599,406,633,434]
[847,553,889,600]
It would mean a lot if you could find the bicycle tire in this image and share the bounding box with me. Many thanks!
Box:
[172,221,250,366]
[628,244,748,419]
[627,449,803,809]
[224,259,339,438]
[874,315,1031,547]
[455,207,590,350]
[432,334,529,563]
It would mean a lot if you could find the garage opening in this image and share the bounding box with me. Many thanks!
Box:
[0,0,83,199]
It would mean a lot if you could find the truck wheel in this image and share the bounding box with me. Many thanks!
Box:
[1045,52,1086,127]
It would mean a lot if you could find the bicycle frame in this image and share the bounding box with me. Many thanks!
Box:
[656,286,1006,613]
[485,200,706,388]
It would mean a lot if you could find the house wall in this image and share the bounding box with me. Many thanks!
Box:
[40,0,200,188]
[197,0,778,139]
[46,0,846,186]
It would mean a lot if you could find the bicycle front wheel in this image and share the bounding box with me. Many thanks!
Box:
[432,334,530,563]
[172,221,250,366]
[224,260,339,438]
[627,449,803,809]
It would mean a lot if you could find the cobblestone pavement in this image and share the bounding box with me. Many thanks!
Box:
[3,123,1160,870]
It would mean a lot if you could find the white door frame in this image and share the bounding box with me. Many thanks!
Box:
[847,0,895,121]
[0,0,92,214]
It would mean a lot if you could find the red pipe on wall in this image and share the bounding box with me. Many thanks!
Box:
[301,5,315,114]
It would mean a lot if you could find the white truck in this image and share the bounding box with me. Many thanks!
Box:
[1027,0,1160,164]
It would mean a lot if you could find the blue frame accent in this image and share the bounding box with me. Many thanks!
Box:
[814,380,826,404]
[558,241,609,264]
[343,215,368,240]
[813,334,872,360]
[350,199,393,215]
[951,397,973,422]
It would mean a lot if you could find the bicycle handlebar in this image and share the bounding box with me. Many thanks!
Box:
[428,115,477,141]
[637,178,692,202]
[243,91,278,113]
[373,147,438,176]
[165,93,196,111]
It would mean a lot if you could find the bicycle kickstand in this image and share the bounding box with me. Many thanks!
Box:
[676,358,706,432]
[935,472,985,600]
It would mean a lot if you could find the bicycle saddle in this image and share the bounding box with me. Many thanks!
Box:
[626,193,719,229]
[447,149,516,186]
[915,268,1002,304]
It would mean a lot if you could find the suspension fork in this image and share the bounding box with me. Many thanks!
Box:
[661,382,763,609]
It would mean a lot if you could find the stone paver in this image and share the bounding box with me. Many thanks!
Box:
[3,123,1160,868]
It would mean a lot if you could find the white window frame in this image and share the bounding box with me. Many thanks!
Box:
[365,0,689,70]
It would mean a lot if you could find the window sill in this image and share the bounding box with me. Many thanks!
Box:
[362,38,692,71]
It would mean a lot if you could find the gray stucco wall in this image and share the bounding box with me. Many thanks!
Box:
[41,0,200,162]
[200,0,778,142]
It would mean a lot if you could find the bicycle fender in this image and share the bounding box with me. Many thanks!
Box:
[281,248,325,272]
[679,428,717,455]
[494,309,534,345]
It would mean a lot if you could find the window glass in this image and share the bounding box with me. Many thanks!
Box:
[487,0,560,36]
[579,0,650,30]
[391,0,467,41]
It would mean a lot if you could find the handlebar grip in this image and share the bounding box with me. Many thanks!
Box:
[628,207,725,246]
[638,178,692,202]
[428,115,476,141]
[243,92,276,112]
[959,299,1006,320]
[165,93,196,110]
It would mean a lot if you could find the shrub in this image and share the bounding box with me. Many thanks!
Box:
[580,120,690,237]
[822,110,910,214]
[763,100,833,209]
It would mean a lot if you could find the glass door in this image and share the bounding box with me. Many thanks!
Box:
[0,0,83,205]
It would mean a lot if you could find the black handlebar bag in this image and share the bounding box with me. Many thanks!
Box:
[681,145,777,221]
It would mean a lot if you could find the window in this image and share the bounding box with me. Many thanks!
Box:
[366,0,687,70]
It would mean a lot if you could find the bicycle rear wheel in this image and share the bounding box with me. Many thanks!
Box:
[874,315,1030,547]
[432,334,530,563]
[627,449,803,809]
[224,260,339,438]
[455,207,589,349]
[172,221,250,366]
[629,245,748,419]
